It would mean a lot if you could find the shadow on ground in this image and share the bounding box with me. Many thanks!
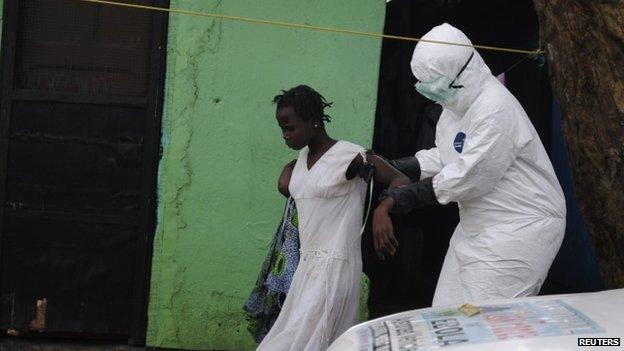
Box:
[0,337,144,351]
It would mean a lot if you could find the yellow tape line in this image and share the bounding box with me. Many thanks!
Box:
[76,0,544,55]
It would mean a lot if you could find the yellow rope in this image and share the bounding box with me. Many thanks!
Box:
[76,0,544,55]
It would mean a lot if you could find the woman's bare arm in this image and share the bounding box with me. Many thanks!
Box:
[349,154,411,259]
[278,160,296,197]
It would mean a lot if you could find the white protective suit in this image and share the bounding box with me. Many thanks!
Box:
[411,24,566,306]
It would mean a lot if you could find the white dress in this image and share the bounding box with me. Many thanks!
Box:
[257,140,367,351]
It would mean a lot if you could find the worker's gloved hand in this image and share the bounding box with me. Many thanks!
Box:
[379,177,439,213]
[345,161,375,183]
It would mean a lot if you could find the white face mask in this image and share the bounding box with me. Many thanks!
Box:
[414,52,474,104]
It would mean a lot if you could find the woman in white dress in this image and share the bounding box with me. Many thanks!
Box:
[257,85,410,351]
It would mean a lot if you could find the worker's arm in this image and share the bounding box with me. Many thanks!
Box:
[430,112,528,205]
[382,109,530,213]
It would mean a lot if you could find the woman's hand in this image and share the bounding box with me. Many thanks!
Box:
[372,197,398,259]
[278,160,296,197]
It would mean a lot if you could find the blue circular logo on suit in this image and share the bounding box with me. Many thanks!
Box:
[454,132,466,153]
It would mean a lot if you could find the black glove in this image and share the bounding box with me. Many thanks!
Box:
[388,157,421,182]
[346,159,375,183]
[378,177,439,213]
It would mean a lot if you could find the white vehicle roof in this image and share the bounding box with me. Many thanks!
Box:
[329,289,624,351]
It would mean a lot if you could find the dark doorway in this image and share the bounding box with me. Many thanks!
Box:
[0,0,168,344]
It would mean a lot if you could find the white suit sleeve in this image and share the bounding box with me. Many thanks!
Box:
[415,147,442,180]
[432,114,530,204]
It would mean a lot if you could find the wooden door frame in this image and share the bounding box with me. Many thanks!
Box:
[130,0,169,345]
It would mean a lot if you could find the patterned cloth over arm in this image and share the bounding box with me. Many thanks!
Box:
[243,197,300,343]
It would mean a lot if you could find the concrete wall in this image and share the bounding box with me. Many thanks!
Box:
[147,1,385,349]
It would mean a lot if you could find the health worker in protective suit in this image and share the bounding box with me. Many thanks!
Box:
[372,23,566,306]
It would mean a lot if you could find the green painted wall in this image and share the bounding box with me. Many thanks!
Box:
[147,1,385,350]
